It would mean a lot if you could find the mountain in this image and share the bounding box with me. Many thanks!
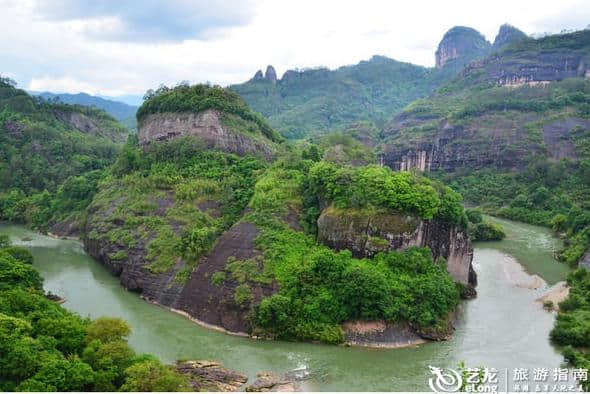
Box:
[0,77,128,232]
[492,23,528,49]
[230,25,516,140]
[36,92,138,131]
[230,56,443,139]
[378,28,590,266]
[435,26,491,68]
[80,82,474,346]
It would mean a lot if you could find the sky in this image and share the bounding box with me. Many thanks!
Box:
[1,0,589,103]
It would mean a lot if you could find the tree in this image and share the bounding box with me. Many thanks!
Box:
[86,317,131,344]
[121,360,190,392]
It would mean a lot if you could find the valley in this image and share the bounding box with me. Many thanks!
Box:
[1,13,590,392]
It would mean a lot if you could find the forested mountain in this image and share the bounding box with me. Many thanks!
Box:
[0,77,128,232]
[230,25,528,139]
[35,92,139,131]
[78,83,474,346]
[372,28,590,380]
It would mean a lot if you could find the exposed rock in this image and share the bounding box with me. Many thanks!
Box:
[2,121,24,137]
[435,26,491,68]
[175,221,277,334]
[381,113,588,172]
[246,372,299,392]
[342,320,426,348]
[138,110,275,161]
[84,194,187,307]
[264,65,277,84]
[176,360,248,392]
[49,218,82,238]
[537,281,569,311]
[252,70,264,81]
[493,24,527,49]
[45,291,66,304]
[543,118,590,160]
[53,110,127,142]
[580,249,590,271]
[316,206,476,286]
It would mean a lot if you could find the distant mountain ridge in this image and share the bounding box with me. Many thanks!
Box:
[34,91,138,131]
[230,24,530,139]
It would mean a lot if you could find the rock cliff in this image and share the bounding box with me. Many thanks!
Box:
[435,26,491,68]
[138,110,276,160]
[316,206,476,286]
[264,65,277,84]
[493,24,527,50]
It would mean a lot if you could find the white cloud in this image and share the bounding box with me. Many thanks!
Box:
[0,0,588,98]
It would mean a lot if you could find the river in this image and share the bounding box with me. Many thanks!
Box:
[0,216,571,391]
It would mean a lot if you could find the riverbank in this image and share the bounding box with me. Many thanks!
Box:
[0,220,570,391]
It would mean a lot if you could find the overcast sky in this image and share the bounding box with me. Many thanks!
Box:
[1,0,589,102]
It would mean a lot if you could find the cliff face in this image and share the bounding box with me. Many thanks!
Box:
[382,115,590,172]
[138,110,275,160]
[435,26,491,68]
[493,24,527,50]
[316,206,476,286]
[460,29,590,87]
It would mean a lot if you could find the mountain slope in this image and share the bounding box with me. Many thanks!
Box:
[231,25,527,140]
[0,78,129,231]
[231,56,442,139]
[83,83,474,345]
[378,29,590,267]
[36,92,138,131]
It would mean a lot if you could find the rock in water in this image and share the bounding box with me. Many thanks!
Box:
[176,360,248,392]
[246,372,299,392]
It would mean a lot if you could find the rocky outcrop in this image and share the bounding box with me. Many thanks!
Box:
[176,360,248,392]
[580,249,590,271]
[138,110,275,160]
[460,29,590,86]
[435,26,491,68]
[175,221,277,334]
[316,206,476,285]
[83,194,187,307]
[251,70,264,81]
[53,110,127,142]
[381,111,588,172]
[342,320,426,348]
[493,24,527,49]
[246,372,300,392]
[264,65,277,84]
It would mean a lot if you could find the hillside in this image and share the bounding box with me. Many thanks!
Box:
[37,92,139,131]
[230,25,527,139]
[0,77,129,232]
[82,84,475,345]
[231,56,441,139]
[379,29,590,267]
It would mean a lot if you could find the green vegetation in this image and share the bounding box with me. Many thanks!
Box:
[0,79,127,232]
[0,237,189,391]
[137,83,282,143]
[241,157,464,343]
[465,209,506,241]
[230,56,447,139]
[87,137,266,280]
[308,162,466,224]
[550,268,590,391]
[438,158,590,265]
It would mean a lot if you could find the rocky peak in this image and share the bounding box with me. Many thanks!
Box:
[251,70,264,81]
[493,24,527,49]
[264,65,277,83]
[435,26,491,68]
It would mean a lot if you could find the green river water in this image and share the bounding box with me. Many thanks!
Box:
[0,216,572,391]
